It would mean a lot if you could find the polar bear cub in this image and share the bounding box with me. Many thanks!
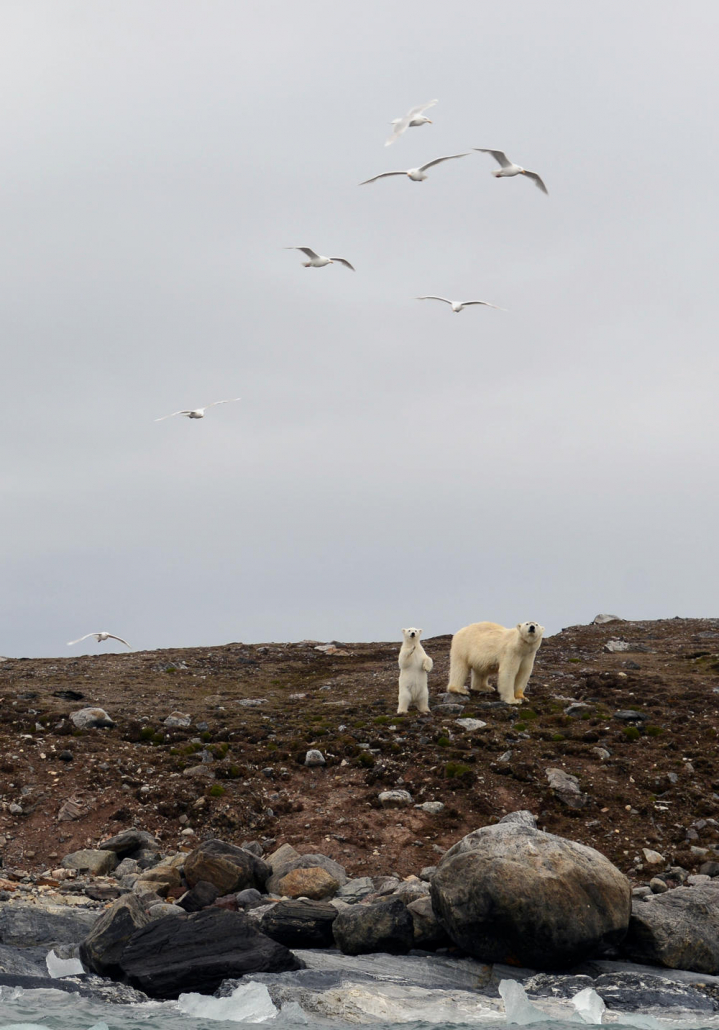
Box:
[397,628,433,715]
[447,621,544,705]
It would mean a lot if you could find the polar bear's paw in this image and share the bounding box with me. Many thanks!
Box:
[447,686,470,697]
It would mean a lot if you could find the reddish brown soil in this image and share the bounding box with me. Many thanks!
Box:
[1,617,718,880]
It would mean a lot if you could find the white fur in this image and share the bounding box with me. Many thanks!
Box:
[447,621,544,705]
[397,628,433,714]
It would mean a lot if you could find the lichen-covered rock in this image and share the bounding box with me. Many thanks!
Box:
[276,866,339,900]
[430,821,630,969]
[183,839,270,895]
[266,853,347,895]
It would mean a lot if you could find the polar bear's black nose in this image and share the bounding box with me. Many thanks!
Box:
[528,625,535,633]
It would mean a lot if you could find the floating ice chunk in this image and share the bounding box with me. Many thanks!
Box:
[499,981,553,1024]
[572,987,605,1024]
[610,1014,662,1030]
[178,981,277,1022]
[279,1001,309,1024]
[46,949,85,977]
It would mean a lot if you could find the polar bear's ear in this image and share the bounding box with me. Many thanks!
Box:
[516,623,523,631]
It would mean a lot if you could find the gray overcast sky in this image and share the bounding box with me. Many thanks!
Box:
[2,0,718,657]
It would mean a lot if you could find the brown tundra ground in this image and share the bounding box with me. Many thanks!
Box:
[0,616,718,881]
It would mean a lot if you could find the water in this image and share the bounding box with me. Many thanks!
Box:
[2,953,719,1030]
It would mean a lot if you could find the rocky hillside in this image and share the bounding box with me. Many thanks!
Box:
[0,616,718,880]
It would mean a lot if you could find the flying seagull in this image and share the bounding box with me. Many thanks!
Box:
[359,153,470,185]
[68,632,131,648]
[385,99,438,146]
[284,248,355,270]
[416,296,505,313]
[154,398,241,422]
[473,149,548,194]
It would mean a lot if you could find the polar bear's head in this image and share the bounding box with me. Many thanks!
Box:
[402,627,422,643]
[517,621,545,646]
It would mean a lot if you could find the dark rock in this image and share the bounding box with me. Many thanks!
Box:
[700,861,719,877]
[332,898,414,956]
[52,690,84,701]
[0,944,52,976]
[0,972,149,1004]
[623,883,719,973]
[134,849,162,869]
[260,899,337,948]
[213,894,239,911]
[177,880,220,912]
[407,895,451,950]
[594,971,719,1012]
[240,841,264,857]
[236,888,264,909]
[99,829,159,857]
[430,822,630,969]
[184,839,271,895]
[118,907,303,998]
[0,902,99,948]
[79,893,152,977]
[614,710,648,722]
[524,973,596,998]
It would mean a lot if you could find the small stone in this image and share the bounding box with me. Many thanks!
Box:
[649,877,669,894]
[181,827,195,836]
[304,750,326,767]
[642,848,665,868]
[415,801,444,815]
[182,765,215,780]
[699,861,719,877]
[593,614,622,624]
[687,874,712,886]
[70,707,115,729]
[614,710,648,722]
[378,790,413,809]
[632,886,652,898]
[163,712,192,729]
[455,718,487,732]
[592,747,611,760]
[8,804,22,815]
[604,639,632,652]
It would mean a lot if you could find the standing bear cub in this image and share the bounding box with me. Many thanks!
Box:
[397,628,433,715]
[447,621,544,705]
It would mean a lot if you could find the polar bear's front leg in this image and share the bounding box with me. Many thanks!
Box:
[513,655,535,700]
[422,656,433,673]
[497,657,522,704]
[447,654,470,695]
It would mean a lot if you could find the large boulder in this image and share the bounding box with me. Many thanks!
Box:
[430,821,630,969]
[406,895,451,950]
[623,883,719,973]
[265,853,347,895]
[275,867,339,900]
[99,829,159,857]
[332,898,414,956]
[118,907,303,998]
[79,894,152,977]
[260,899,337,948]
[61,849,118,876]
[183,839,270,895]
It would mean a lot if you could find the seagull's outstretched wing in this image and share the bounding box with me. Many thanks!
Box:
[385,99,438,146]
[418,153,470,172]
[523,170,549,194]
[473,148,512,168]
[206,398,242,408]
[285,247,320,260]
[416,296,452,305]
[461,301,506,310]
[330,258,355,271]
[106,634,131,648]
[67,632,98,646]
[154,410,192,422]
[359,171,407,185]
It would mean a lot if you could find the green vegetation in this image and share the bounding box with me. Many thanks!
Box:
[209,784,225,797]
[445,761,472,779]
[551,732,565,741]
[436,736,451,747]
[623,726,641,741]
[139,726,155,741]
[646,725,663,737]
[521,709,539,721]
[357,752,375,767]
[201,731,212,742]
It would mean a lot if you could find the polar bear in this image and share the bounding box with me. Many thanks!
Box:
[447,621,544,705]
[397,628,433,715]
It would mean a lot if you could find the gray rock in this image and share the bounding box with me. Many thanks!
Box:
[147,903,184,919]
[650,878,669,894]
[633,886,652,898]
[614,709,648,722]
[604,640,631,652]
[391,880,430,905]
[593,614,623,624]
[455,718,487,732]
[62,849,119,876]
[266,854,347,895]
[378,790,413,809]
[430,822,631,969]
[0,944,49,976]
[163,712,192,728]
[415,801,444,814]
[69,707,115,729]
[114,858,140,877]
[687,874,712,886]
[99,829,159,856]
[236,888,264,910]
[419,866,437,881]
[407,895,451,950]
[240,841,264,858]
[267,843,300,871]
[304,750,326,767]
[335,877,375,904]
[592,747,611,760]
[624,882,719,972]
[0,904,99,949]
[332,898,414,956]
[700,861,719,877]
[79,894,152,977]
[499,810,537,828]
[594,971,719,1012]
[545,769,587,809]
[177,880,220,912]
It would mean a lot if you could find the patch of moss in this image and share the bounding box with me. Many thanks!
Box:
[522,709,539,721]
[445,762,472,779]
[645,725,663,737]
[139,726,155,741]
[623,726,641,741]
[568,658,582,663]
[514,722,527,732]
[374,715,391,725]
[209,784,225,797]
[436,736,451,747]
[551,732,565,741]
[151,732,164,745]
[200,730,212,742]
[357,752,375,768]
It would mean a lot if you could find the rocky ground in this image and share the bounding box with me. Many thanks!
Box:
[1,616,718,882]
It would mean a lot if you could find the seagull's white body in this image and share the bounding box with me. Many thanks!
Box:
[473,149,548,194]
[154,398,241,422]
[386,100,438,146]
[359,153,469,185]
[67,631,131,648]
[285,247,355,270]
[417,296,505,313]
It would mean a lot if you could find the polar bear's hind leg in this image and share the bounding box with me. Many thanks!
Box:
[447,653,470,696]
[471,669,493,693]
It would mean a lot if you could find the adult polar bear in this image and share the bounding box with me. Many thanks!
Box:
[447,621,544,704]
